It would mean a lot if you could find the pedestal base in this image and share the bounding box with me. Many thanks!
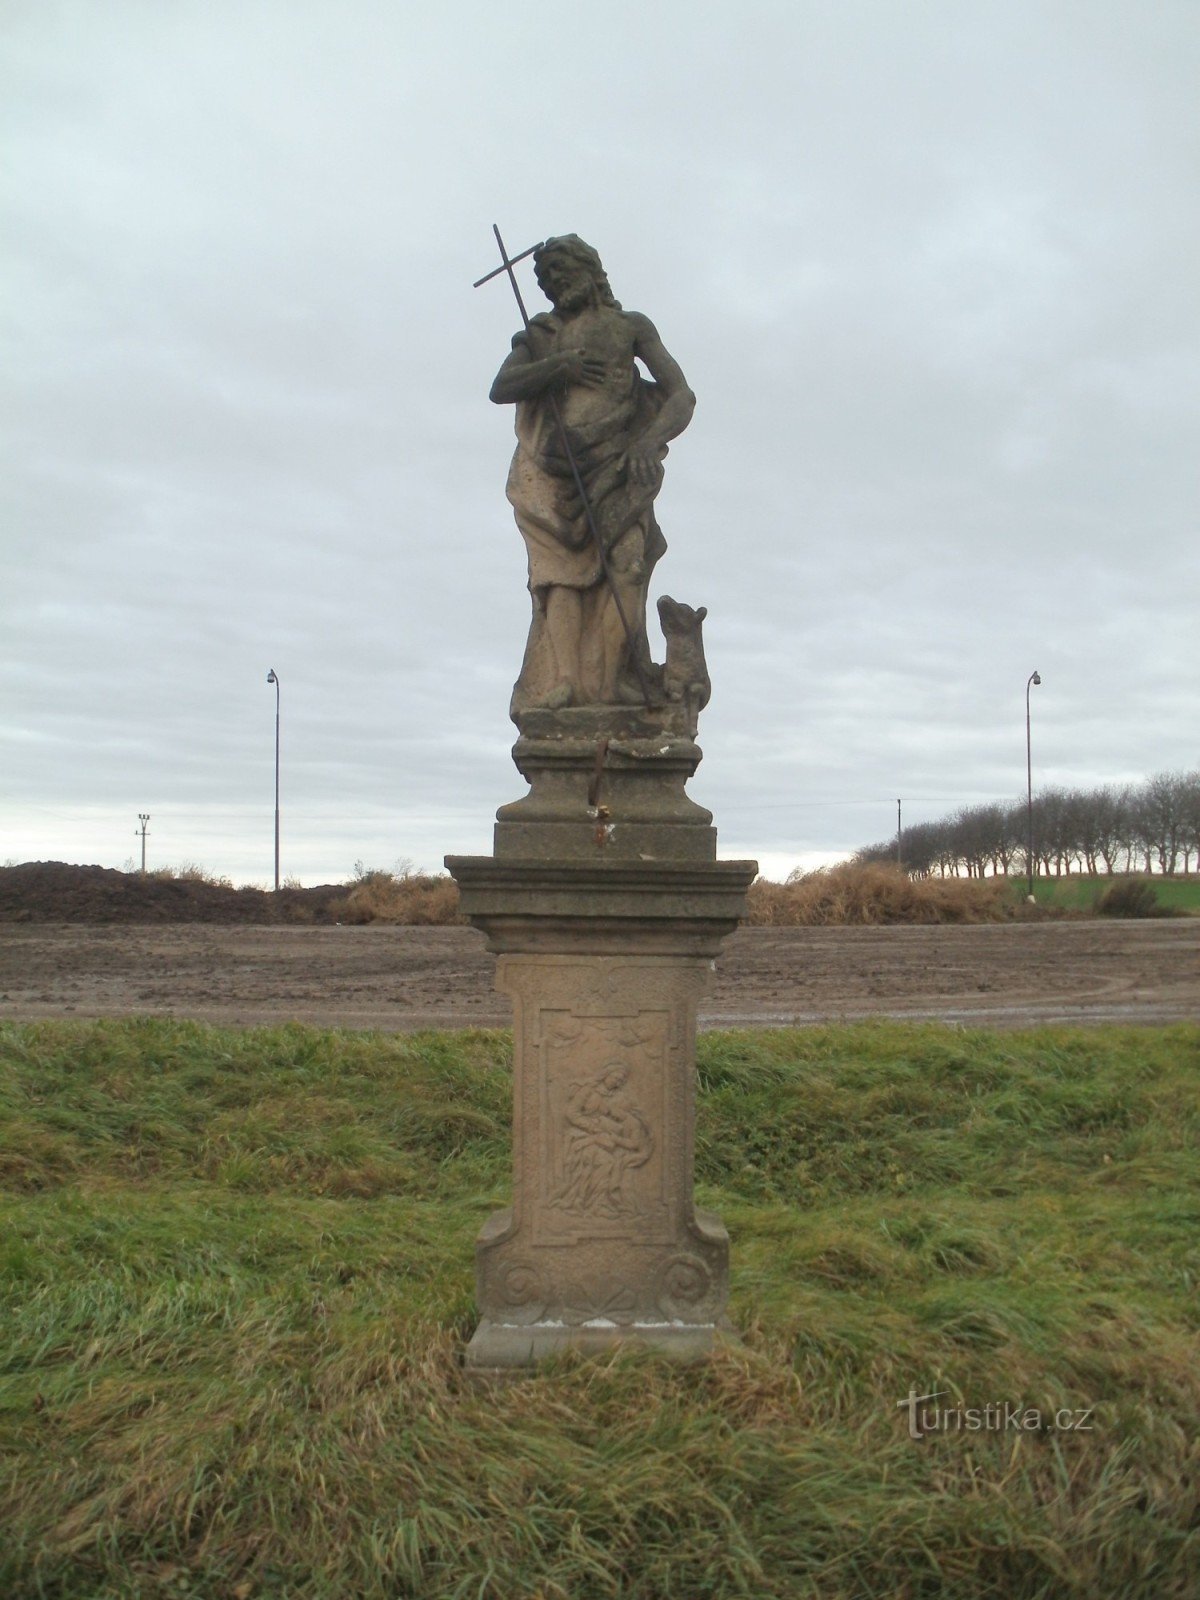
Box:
[465,1315,740,1372]
[446,855,756,1374]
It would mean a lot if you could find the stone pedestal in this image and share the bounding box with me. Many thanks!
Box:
[447,705,755,1371]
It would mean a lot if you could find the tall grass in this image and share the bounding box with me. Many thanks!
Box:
[747,861,1011,924]
[1,1019,1197,1597]
[328,867,462,925]
[147,862,235,889]
[336,862,1011,928]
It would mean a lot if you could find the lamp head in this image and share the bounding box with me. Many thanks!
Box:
[267,669,277,684]
[1032,671,1041,686]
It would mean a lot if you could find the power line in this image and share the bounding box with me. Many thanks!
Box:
[722,795,1017,812]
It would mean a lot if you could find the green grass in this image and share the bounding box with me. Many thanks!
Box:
[1006,873,1200,913]
[1,1018,1198,1599]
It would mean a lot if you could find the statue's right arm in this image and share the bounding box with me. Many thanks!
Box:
[490,342,606,404]
[490,344,559,404]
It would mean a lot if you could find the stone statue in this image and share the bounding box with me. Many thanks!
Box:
[450,227,758,1371]
[489,235,696,714]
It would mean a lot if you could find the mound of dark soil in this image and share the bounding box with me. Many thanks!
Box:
[0,862,345,925]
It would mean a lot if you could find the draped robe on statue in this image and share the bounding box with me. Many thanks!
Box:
[505,311,668,712]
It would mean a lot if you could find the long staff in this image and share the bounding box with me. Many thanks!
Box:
[474,224,654,706]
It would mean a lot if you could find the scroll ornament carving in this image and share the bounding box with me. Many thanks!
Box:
[656,1253,715,1320]
[494,1258,548,1325]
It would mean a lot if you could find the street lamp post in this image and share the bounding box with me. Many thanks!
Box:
[267,669,280,892]
[1026,670,1041,899]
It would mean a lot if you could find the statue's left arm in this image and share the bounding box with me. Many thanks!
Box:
[626,313,697,487]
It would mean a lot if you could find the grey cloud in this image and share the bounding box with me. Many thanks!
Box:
[3,0,1196,881]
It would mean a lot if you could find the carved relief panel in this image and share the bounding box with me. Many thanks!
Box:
[532,1007,671,1246]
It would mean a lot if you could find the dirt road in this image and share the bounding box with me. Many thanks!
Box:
[0,920,1195,1031]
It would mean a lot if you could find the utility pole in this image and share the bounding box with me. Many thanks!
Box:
[136,814,150,874]
[267,669,280,891]
[896,799,902,868]
[1026,670,1041,898]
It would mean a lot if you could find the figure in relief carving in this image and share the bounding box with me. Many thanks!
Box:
[489,236,696,712]
[550,1062,654,1219]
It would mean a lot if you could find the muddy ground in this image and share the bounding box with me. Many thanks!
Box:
[0,920,1195,1031]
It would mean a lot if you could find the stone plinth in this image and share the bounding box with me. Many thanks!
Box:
[447,711,755,1372]
[495,705,715,864]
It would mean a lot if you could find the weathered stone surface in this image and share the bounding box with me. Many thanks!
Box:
[488,235,703,719]
[496,706,715,864]
[447,857,755,954]
[443,861,756,1370]
[453,232,755,1371]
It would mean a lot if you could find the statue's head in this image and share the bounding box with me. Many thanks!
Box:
[600,1062,629,1092]
[534,235,620,313]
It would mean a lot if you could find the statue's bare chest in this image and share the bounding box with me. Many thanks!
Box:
[550,308,635,367]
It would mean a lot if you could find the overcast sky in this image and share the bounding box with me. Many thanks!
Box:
[3,0,1196,885]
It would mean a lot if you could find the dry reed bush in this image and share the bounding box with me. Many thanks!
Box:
[329,869,461,925]
[148,861,234,889]
[746,862,1010,926]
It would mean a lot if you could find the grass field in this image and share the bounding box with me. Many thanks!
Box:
[1,1019,1198,1598]
[1010,874,1200,914]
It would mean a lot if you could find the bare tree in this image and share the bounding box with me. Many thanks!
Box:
[948,808,987,878]
[1137,771,1192,874]
[901,821,942,878]
[1030,788,1072,876]
[1087,785,1130,874]
[851,770,1199,881]
[1179,771,1200,873]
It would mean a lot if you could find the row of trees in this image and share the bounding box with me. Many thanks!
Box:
[856,770,1200,880]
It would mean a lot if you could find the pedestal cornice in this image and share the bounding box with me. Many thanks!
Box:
[445,855,758,956]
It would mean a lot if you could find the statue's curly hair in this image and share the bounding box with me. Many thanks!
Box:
[534,235,620,309]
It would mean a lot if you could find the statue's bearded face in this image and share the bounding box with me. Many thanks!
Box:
[537,251,597,313]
